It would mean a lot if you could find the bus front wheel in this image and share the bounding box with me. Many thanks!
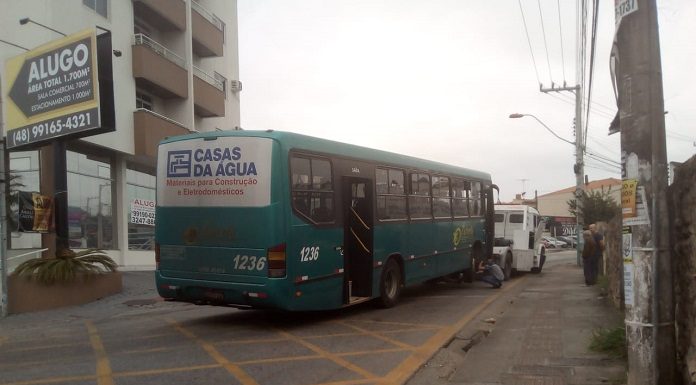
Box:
[379,259,402,308]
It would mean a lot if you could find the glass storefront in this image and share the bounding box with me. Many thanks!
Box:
[66,151,115,249]
[9,151,41,249]
[126,168,156,250]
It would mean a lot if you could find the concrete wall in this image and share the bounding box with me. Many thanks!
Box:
[670,155,696,385]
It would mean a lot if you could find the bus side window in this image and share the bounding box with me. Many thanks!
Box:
[376,168,406,220]
[452,178,470,217]
[291,155,335,224]
[408,172,432,219]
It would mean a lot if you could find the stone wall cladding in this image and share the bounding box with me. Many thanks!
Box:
[670,154,696,385]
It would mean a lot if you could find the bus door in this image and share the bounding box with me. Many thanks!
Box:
[342,177,374,302]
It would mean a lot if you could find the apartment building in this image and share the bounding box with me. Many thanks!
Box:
[0,0,240,269]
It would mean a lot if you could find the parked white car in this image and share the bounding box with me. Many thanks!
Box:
[542,236,568,248]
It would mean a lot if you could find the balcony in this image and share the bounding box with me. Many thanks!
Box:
[132,0,186,31]
[191,1,224,57]
[193,66,225,117]
[133,109,191,160]
[132,34,188,99]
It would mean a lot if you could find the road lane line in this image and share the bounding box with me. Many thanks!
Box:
[351,319,445,329]
[0,375,96,385]
[167,318,260,385]
[337,347,410,357]
[85,320,115,385]
[336,321,418,350]
[378,277,527,385]
[216,336,288,345]
[115,364,221,378]
[277,329,377,380]
[235,354,321,365]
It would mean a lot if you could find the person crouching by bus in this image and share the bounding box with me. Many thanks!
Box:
[478,257,504,288]
[581,230,597,285]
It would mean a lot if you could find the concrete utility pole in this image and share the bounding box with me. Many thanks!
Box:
[614,0,676,383]
[540,83,584,267]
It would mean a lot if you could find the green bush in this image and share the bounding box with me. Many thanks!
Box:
[589,326,626,358]
[12,248,118,285]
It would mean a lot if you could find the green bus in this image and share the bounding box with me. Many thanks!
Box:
[155,130,496,311]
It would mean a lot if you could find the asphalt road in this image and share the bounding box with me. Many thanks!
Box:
[0,251,576,385]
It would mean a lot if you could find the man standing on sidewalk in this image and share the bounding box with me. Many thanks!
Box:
[588,224,604,285]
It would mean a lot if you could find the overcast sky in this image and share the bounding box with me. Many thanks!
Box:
[237,0,695,202]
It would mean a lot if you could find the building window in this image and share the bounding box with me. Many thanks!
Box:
[127,168,156,250]
[136,92,153,110]
[83,0,108,18]
[9,151,41,249]
[67,151,115,249]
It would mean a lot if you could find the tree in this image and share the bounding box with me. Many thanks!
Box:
[567,189,621,226]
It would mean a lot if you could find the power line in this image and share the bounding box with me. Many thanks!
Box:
[518,0,541,85]
[538,0,554,84]
[557,0,567,83]
[584,0,600,146]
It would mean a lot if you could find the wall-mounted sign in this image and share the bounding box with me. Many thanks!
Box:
[17,191,53,233]
[4,29,100,149]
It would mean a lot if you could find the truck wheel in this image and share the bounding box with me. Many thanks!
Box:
[531,248,546,273]
[504,252,513,280]
[378,259,402,308]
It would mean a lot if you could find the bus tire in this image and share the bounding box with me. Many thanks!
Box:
[378,258,402,308]
[503,252,513,280]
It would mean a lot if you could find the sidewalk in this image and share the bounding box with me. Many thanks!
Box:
[409,257,627,385]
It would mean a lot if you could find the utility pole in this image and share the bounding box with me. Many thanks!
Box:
[540,83,584,267]
[613,0,676,383]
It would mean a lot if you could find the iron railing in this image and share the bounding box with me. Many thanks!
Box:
[133,33,186,69]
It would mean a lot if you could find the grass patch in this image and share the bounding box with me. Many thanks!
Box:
[596,275,609,291]
[589,326,626,358]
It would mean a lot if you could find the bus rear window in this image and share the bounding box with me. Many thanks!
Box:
[291,155,334,224]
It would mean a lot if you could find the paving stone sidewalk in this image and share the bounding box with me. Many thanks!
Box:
[409,259,627,385]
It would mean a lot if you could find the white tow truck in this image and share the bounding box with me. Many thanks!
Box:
[492,204,547,279]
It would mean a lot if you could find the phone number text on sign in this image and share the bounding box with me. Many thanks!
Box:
[130,199,156,226]
[8,108,99,148]
[131,210,155,226]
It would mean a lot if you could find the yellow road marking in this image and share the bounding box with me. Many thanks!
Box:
[377,277,527,385]
[314,379,378,385]
[0,374,96,385]
[337,347,410,357]
[336,321,417,350]
[277,329,377,380]
[235,354,321,365]
[216,336,288,345]
[167,319,260,385]
[115,364,221,378]
[85,320,114,385]
[352,319,445,329]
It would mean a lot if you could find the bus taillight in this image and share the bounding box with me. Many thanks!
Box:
[155,243,160,269]
[267,243,286,278]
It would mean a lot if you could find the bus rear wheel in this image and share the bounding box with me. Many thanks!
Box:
[379,259,402,308]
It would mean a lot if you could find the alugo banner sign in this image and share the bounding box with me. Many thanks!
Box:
[4,28,100,149]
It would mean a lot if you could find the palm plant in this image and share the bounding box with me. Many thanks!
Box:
[12,248,118,285]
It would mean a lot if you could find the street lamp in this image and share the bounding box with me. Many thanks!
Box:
[509,113,585,267]
[19,17,67,36]
[508,113,575,146]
